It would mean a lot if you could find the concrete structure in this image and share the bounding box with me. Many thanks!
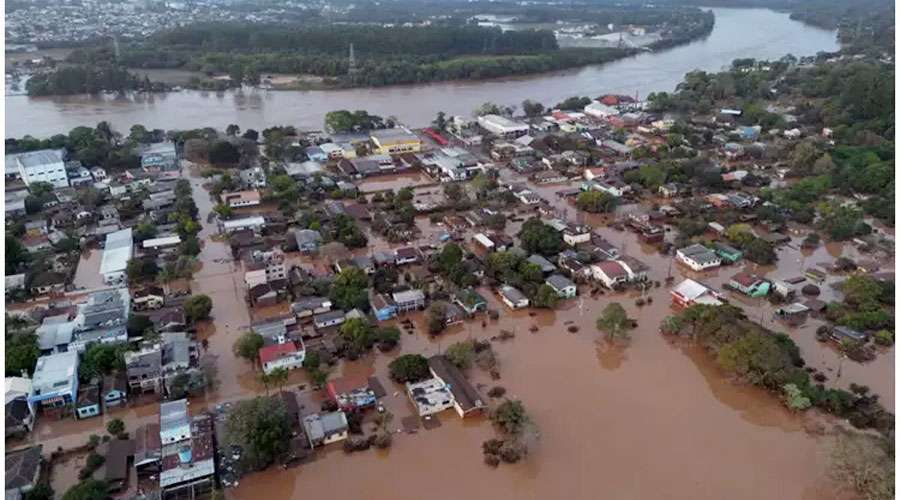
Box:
[671,279,724,308]
[303,411,349,448]
[392,289,425,313]
[8,149,69,187]
[427,355,485,417]
[499,286,529,309]
[259,342,305,375]
[221,216,265,233]
[546,274,577,298]
[406,377,454,417]
[159,400,215,498]
[370,128,422,155]
[100,228,133,285]
[477,114,529,139]
[142,235,181,250]
[591,260,629,289]
[28,351,79,415]
[676,244,722,272]
[222,190,261,208]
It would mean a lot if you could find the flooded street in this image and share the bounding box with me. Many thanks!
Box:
[15,158,889,499]
[4,8,839,138]
[230,286,839,500]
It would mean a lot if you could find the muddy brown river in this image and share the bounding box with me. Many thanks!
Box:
[4,8,839,138]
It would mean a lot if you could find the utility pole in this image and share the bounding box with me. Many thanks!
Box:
[348,43,358,82]
[112,35,120,61]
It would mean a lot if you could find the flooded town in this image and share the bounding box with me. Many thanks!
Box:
[3,2,896,500]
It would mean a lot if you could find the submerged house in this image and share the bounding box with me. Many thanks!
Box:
[728,272,770,297]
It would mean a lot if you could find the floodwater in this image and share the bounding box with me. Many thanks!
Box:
[231,285,841,500]
[4,8,839,138]
[17,159,887,499]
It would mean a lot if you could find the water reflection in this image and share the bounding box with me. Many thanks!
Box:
[5,8,839,137]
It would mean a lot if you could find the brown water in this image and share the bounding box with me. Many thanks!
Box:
[4,8,839,138]
[230,288,841,500]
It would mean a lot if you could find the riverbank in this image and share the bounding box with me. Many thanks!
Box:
[5,8,838,138]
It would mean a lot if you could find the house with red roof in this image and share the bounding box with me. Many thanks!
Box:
[259,342,305,374]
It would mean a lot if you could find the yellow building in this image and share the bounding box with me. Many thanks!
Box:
[370,128,422,155]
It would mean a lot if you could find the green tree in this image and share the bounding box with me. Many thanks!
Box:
[224,397,292,470]
[446,340,475,369]
[5,333,39,376]
[183,294,213,323]
[532,284,560,309]
[576,191,617,213]
[233,332,265,367]
[106,418,125,438]
[522,99,545,117]
[491,399,529,435]
[782,383,811,411]
[596,303,633,342]
[340,317,374,354]
[329,267,370,311]
[6,235,29,274]
[61,480,109,500]
[388,354,430,383]
[744,238,777,265]
[80,343,125,380]
[518,218,563,256]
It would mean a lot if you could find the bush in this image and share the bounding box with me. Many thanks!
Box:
[445,341,475,369]
[873,330,894,346]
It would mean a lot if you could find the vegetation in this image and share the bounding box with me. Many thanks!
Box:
[446,340,476,370]
[830,429,894,500]
[106,418,126,438]
[672,304,893,435]
[484,399,537,465]
[79,343,126,381]
[596,303,634,342]
[388,354,430,383]
[5,331,39,376]
[60,480,109,500]
[183,294,213,323]
[224,397,293,470]
[329,267,371,312]
[233,332,265,368]
[69,23,646,89]
[518,218,563,256]
[576,190,617,213]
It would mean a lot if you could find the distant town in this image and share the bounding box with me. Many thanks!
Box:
[4,34,895,500]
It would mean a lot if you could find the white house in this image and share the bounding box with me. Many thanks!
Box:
[591,260,629,288]
[676,244,721,272]
[546,274,577,298]
[303,411,349,448]
[499,286,529,309]
[258,342,305,374]
[477,114,529,139]
[10,149,69,188]
[562,224,591,246]
[583,101,617,120]
[671,279,723,308]
[100,228,133,285]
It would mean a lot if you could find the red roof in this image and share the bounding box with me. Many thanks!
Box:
[595,260,627,279]
[258,343,298,365]
[599,95,619,106]
[730,272,759,288]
